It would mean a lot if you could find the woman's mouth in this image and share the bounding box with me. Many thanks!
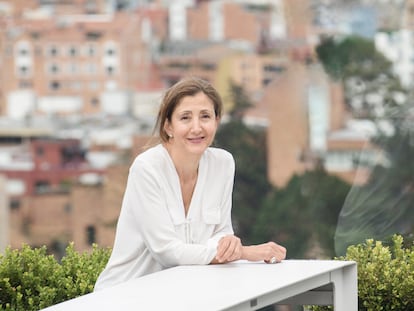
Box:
[188,137,205,143]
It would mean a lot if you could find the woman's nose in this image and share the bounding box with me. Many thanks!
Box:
[191,119,202,131]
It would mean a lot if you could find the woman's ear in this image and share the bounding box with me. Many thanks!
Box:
[164,120,172,137]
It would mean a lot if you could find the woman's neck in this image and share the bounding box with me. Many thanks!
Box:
[163,143,200,181]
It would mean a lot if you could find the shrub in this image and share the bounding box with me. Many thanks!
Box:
[0,243,111,311]
[311,234,414,311]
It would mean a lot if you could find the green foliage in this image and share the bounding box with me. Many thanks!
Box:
[226,81,253,120]
[312,235,414,311]
[0,243,111,311]
[217,81,350,255]
[316,36,391,81]
[316,35,405,118]
[216,120,271,244]
[252,169,350,258]
[216,81,270,244]
[335,127,414,256]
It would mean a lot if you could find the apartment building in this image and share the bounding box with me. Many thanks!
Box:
[0,129,144,253]
[158,41,288,114]
[7,163,129,254]
[187,0,287,44]
[0,0,291,120]
[0,2,154,119]
[264,62,376,188]
[262,0,378,188]
[0,137,103,196]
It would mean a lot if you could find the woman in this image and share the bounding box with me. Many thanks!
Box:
[94,77,286,291]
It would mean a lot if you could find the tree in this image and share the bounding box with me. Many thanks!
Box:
[226,80,253,121]
[316,35,406,118]
[252,169,351,258]
[215,82,271,244]
[335,125,414,255]
[316,35,414,256]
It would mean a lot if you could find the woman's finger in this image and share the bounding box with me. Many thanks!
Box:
[216,235,241,262]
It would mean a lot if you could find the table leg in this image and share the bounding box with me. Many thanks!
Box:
[331,264,358,311]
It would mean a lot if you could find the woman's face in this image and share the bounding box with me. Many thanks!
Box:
[164,92,219,156]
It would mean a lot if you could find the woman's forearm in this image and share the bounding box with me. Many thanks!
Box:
[241,242,287,263]
[241,245,263,261]
[210,237,287,264]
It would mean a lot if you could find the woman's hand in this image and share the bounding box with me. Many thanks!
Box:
[214,235,243,263]
[241,242,286,263]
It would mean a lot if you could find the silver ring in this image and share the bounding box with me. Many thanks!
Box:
[270,256,277,264]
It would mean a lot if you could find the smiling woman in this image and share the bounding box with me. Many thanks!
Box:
[163,91,219,162]
[94,77,287,291]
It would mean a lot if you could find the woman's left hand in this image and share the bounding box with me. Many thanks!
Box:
[215,235,242,263]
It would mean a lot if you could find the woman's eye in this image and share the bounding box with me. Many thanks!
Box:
[180,115,190,120]
[201,114,211,119]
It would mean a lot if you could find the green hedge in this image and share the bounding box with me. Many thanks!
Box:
[0,243,111,311]
[2,236,414,311]
[311,234,414,311]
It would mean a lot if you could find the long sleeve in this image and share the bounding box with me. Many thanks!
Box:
[94,145,236,291]
[124,162,217,267]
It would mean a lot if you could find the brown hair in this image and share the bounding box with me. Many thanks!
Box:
[154,77,223,142]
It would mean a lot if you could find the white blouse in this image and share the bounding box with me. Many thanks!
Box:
[94,144,235,291]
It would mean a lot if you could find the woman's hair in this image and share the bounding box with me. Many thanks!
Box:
[154,77,223,142]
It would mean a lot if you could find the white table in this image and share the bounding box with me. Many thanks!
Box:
[42,260,357,311]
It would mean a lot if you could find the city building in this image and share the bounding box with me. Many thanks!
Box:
[264,62,377,188]
[7,163,128,254]
[0,135,104,195]
[157,40,289,113]
[0,2,155,119]
[0,123,152,254]
[0,0,387,254]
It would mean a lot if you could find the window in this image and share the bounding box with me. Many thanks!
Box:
[262,78,272,86]
[85,32,102,40]
[105,66,115,75]
[263,64,285,73]
[68,45,77,57]
[48,45,59,57]
[9,199,21,211]
[103,41,118,57]
[86,225,96,245]
[85,44,97,57]
[17,66,30,77]
[18,47,29,56]
[201,63,216,70]
[36,146,44,156]
[48,63,59,74]
[105,47,116,56]
[49,80,61,91]
[35,181,50,193]
[91,97,99,106]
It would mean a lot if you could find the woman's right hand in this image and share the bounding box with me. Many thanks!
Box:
[241,242,287,263]
[215,235,243,263]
